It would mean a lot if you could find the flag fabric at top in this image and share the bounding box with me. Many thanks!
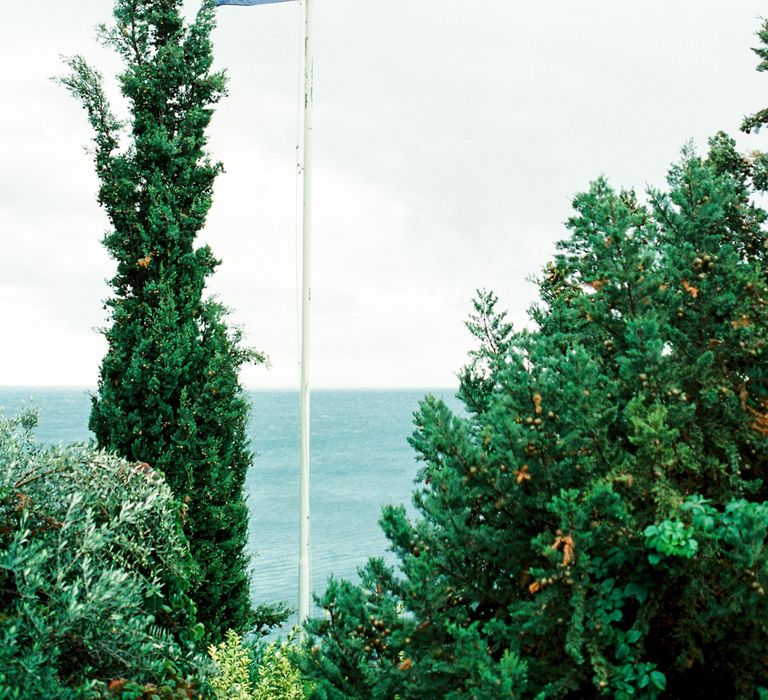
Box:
[214,0,294,6]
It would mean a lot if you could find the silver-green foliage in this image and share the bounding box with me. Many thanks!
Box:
[0,410,204,698]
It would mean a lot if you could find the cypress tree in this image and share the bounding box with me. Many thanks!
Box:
[301,25,768,700]
[60,0,270,642]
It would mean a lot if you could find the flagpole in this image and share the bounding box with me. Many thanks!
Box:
[298,0,313,632]
[213,0,312,633]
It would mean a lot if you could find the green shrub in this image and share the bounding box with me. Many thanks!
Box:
[208,630,254,700]
[207,629,310,700]
[82,668,203,700]
[0,410,206,698]
[251,639,308,700]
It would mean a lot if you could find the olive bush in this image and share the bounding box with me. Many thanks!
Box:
[0,411,206,698]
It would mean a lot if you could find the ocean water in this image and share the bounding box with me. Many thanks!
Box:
[0,387,461,629]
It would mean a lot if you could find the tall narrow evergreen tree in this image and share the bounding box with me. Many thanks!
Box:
[61,0,268,642]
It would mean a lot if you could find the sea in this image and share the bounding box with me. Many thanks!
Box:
[0,387,461,632]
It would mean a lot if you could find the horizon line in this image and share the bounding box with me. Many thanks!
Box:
[0,384,458,392]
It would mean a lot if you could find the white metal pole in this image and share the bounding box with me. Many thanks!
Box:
[298,0,314,631]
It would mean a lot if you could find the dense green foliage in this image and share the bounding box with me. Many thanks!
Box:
[0,411,206,698]
[250,641,309,700]
[59,0,272,641]
[301,30,768,700]
[207,630,310,700]
[209,630,254,700]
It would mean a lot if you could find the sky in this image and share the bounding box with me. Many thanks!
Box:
[1,1,767,388]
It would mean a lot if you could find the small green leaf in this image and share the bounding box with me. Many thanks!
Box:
[643,525,658,538]
[625,583,648,604]
[650,671,666,690]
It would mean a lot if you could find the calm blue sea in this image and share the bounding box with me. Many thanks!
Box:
[0,387,460,630]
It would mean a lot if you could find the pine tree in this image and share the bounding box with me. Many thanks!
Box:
[301,33,768,700]
[60,0,272,642]
[743,19,768,191]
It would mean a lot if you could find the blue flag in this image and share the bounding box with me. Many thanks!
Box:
[214,0,294,5]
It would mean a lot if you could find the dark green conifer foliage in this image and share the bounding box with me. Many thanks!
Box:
[60,0,266,642]
[301,29,768,700]
[742,18,768,190]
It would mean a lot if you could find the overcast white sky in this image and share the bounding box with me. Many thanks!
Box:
[1,1,766,388]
